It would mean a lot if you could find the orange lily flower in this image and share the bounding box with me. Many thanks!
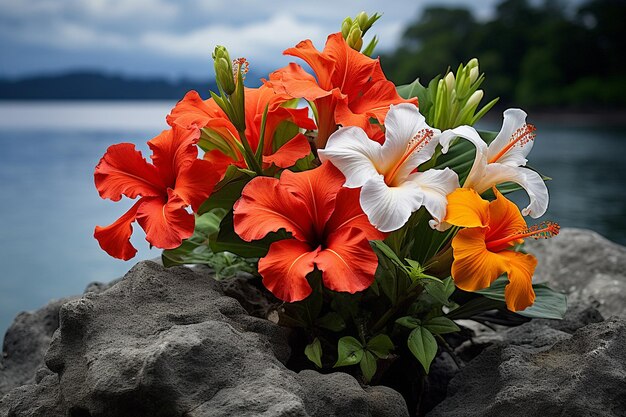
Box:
[265,33,418,149]
[94,126,219,260]
[167,84,316,177]
[444,188,559,311]
[233,162,386,302]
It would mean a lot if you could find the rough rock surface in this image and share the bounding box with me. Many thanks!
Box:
[427,318,626,417]
[1,261,407,417]
[526,228,626,318]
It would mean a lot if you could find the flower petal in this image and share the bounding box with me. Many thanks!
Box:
[486,188,527,247]
[148,126,201,185]
[166,90,222,130]
[283,38,335,90]
[499,250,537,312]
[325,187,386,241]
[488,108,532,167]
[444,188,490,228]
[472,164,549,218]
[407,168,459,228]
[94,143,164,201]
[266,63,332,101]
[315,228,377,293]
[262,133,311,168]
[318,126,382,188]
[381,103,432,168]
[439,125,488,189]
[136,192,195,250]
[233,176,313,242]
[279,162,345,231]
[174,159,220,212]
[451,227,508,291]
[360,174,424,232]
[94,200,142,260]
[258,239,318,302]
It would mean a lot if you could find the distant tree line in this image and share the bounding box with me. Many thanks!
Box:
[382,0,626,109]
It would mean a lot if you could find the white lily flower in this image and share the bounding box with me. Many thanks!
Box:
[440,108,549,218]
[319,103,467,232]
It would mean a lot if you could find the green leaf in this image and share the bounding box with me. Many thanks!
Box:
[477,276,567,319]
[424,277,455,306]
[445,296,504,320]
[315,312,346,332]
[304,338,323,368]
[334,336,364,367]
[371,240,408,273]
[407,326,438,374]
[423,316,460,335]
[395,316,420,330]
[161,211,224,267]
[359,351,377,382]
[198,166,255,214]
[366,334,394,359]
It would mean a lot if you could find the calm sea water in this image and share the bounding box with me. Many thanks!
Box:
[0,102,625,335]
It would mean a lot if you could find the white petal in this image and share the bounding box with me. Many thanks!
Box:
[473,163,549,218]
[319,126,382,188]
[380,104,440,177]
[360,175,424,232]
[407,168,460,229]
[438,125,488,189]
[487,108,533,167]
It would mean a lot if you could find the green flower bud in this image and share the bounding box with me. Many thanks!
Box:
[467,58,479,70]
[341,17,353,38]
[465,89,484,109]
[444,72,455,93]
[356,11,369,30]
[347,23,363,51]
[213,46,236,95]
[469,67,479,84]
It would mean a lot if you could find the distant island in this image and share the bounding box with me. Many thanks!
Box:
[0,72,225,100]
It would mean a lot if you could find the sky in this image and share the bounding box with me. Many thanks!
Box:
[0,0,504,80]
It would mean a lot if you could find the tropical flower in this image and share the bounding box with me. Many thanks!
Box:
[444,187,559,311]
[167,84,316,177]
[440,108,549,218]
[265,32,417,148]
[233,162,385,302]
[94,126,219,260]
[318,103,474,233]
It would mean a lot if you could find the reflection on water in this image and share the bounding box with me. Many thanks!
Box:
[0,102,625,334]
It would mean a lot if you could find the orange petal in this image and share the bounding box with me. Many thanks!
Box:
[325,187,386,241]
[203,149,236,181]
[279,162,345,232]
[233,176,314,242]
[148,126,201,185]
[284,38,335,90]
[174,159,220,211]
[94,200,142,260]
[499,251,537,312]
[262,133,311,169]
[451,227,507,291]
[136,192,195,250]
[444,188,490,228]
[315,228,377,293]
[94,143,164,201]
[258,239,318,302]
[166,90,222,130]
[486,188,527,247]
[267,63,332,101]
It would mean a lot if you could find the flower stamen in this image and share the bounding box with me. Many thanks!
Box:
[486,221,560,251]
[384,128,434,186]
[488,123,536,164]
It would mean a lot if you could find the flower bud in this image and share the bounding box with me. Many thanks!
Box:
[467,58,479,70]
[466,89,484,109]
[213,46,236,95]
[469,67,479,84]
[341,17,353,38]
[444,72,455,93]
[347,23,363,51]
[356,11,369,30]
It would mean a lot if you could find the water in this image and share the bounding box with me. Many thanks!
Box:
[0,102,625,335]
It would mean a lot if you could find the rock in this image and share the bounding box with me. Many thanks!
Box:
[2,261,407,417]
[427,318,626,417]
[527,228,626,318]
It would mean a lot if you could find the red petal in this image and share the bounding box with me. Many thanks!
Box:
[203,149,238,180]
[266,63,332,101]
[233,176,314,242]
[325,187,387,241]
[174,159,220,211]
[166,90,222,130]
[258,239,318,302]
[136,192,195,249]
[283,39,335,90]
[262,133,311,168]
[279,162,345,233]
[148,126,201,186]
[94,143,164,201]
[94,200,142,260]
[315,227,378,293]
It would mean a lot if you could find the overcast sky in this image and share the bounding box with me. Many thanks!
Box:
[0,0,571,79]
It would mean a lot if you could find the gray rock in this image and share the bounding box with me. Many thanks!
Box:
[2,261,407,417]
[527,228,626,318]
[427,318,626,417]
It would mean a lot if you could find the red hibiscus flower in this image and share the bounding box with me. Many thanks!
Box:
[233,162,386,302]
[167,84,317,178]
[265,33,418,148]
[94,126,219,260]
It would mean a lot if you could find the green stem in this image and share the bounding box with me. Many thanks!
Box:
[237,128,263,175]
[371,285,424,334]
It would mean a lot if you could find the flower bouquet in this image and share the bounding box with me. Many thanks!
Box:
[94,11,564,403]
